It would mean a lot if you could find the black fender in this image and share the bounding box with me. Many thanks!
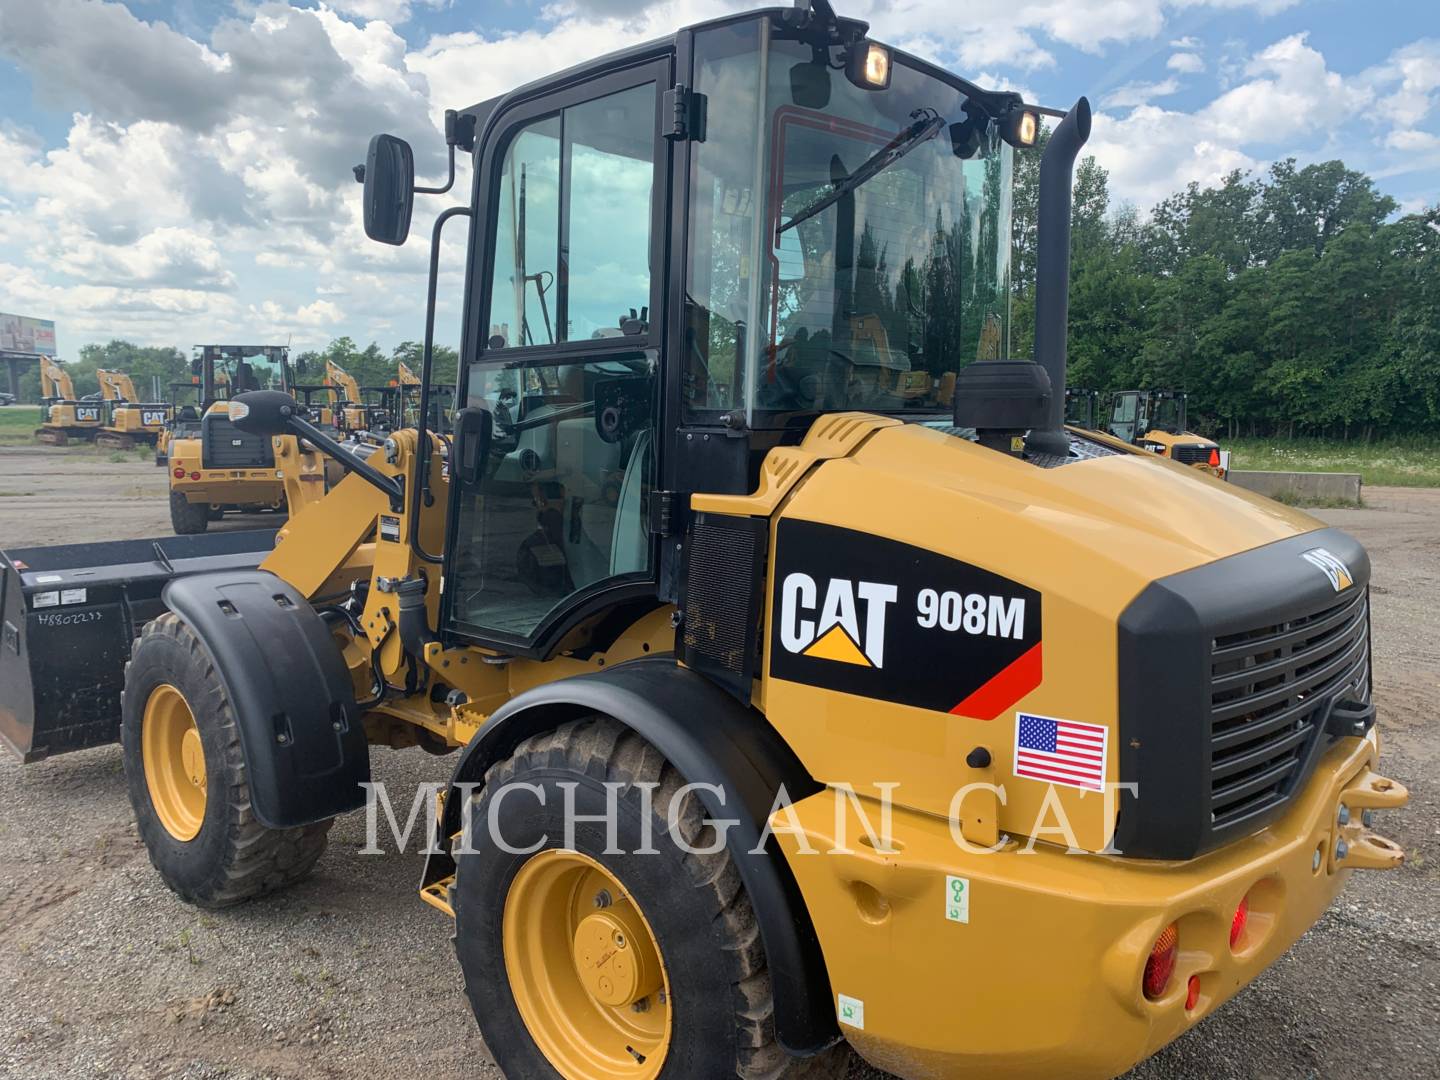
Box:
[162,570,369,828]
[427,656,839,1056]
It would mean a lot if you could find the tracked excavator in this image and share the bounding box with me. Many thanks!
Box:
[34,356,104,445]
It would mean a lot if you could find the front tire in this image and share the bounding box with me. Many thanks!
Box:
[453,716,840,1080]
[121,614,331,907]
[169,490,209,534]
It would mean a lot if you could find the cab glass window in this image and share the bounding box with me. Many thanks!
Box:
[487,83,656,349]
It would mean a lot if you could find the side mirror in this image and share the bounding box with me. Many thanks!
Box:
[453,407,494,486]
[362,134,415,246]
[229,390,300,438]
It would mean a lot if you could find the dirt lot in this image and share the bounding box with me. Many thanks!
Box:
[1,446,1436,1080]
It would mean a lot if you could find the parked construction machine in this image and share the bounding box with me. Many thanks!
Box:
[94,368,172,450]
[1064,386,1099,429]
[34,356,103,445]
[1108,388,1227,479]
[325,359,375,432]
[166,346,292,533]
[0,5,1406,1078]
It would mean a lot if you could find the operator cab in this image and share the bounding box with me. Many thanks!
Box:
[354,1,1042,659]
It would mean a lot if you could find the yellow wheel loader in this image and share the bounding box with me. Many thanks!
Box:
[0,5,1406,1077]
[166,346,301,534]
[94,369,172,451]
[34,355,104,445]
[1108,389,1227,479]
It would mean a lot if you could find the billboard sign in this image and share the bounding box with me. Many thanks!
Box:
[0,313,58,356]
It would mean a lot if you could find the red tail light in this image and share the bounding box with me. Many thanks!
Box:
[1185,974,1201,1010]
[189,471,201,481]
[172,467,185,479]
[1230,895,1249,949]
[1143,924,1179,1000]
[1209,448,1221,467]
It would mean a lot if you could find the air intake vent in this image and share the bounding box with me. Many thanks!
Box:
[202,414,274,470]
[679,513,767,703]
[1208,588,1370,830]
[1172,445,1212,465]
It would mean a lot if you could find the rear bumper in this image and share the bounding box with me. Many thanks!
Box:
[776,729,1405,1080]
[172,470,285,507]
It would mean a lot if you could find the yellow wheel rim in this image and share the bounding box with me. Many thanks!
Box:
[503,850,672,1079]
[141,683,207,842]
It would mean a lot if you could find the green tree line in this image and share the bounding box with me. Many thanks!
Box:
[1013,133,1440,439]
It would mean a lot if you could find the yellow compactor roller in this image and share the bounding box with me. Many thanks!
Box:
[0,4,1407,1077]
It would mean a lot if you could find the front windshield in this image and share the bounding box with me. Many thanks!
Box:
[1152,396,1185,433]
[685,20,1013,425]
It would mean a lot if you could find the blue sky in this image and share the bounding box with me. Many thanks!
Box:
[0,0,1436,357]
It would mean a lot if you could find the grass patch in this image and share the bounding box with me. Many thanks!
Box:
[0,406,41,444]
[0,405,42,431]
[1265,490,1364,510]
[1227,437,1440,487]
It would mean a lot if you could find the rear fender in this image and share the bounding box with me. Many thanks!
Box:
[427,657,839,1056]
[162,571,369,827]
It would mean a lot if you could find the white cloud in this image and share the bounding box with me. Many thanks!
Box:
[1386,129,1440,152]
[0,0,1428,355]
[1105,78,1181,108]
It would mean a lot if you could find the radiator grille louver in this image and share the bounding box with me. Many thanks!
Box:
[1171,444,1212,464]
[1208,587,1370,830]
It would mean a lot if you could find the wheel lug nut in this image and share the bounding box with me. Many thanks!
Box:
[593,890,612,909]
[1337,805,1350,826]
[632,997,649,1013]
[1362,809,1375,828]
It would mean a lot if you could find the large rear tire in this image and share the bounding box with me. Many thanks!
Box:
[452,716,845,1080]
[169,490,209,534]
[121,613,331,908]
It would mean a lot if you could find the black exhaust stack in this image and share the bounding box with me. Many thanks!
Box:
[1025,96,1092,459]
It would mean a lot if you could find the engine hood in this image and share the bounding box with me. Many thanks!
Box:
[742,419,1334,851]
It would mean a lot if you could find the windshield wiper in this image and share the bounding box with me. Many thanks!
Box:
[777,108,946,237]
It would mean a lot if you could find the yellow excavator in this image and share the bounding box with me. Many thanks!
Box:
[94,368,172,451]
[34,356,104,445]
[325,359,376,433]
[0,5,1406,1078]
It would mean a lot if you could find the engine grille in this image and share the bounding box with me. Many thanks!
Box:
[1171,444,1212,465]
[1208,587,1370,830]
[202,415,274,470]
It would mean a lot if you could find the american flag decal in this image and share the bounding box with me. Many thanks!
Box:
[1014,713,1108,792]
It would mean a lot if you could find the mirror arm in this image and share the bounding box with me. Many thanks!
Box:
[413,143,456,196]
[412,110,475,196]
[284,412,405,510]
[409,204,474,567]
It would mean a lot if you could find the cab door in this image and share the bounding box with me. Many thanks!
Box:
[1109,392,1140,444]
[442,59,670,657]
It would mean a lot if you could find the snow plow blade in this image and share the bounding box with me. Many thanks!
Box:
[0,530,279,762]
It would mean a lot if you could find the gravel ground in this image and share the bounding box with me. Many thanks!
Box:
[1,448,1436,1080]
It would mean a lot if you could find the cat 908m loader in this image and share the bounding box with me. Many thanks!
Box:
[0,5,1407,1078]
